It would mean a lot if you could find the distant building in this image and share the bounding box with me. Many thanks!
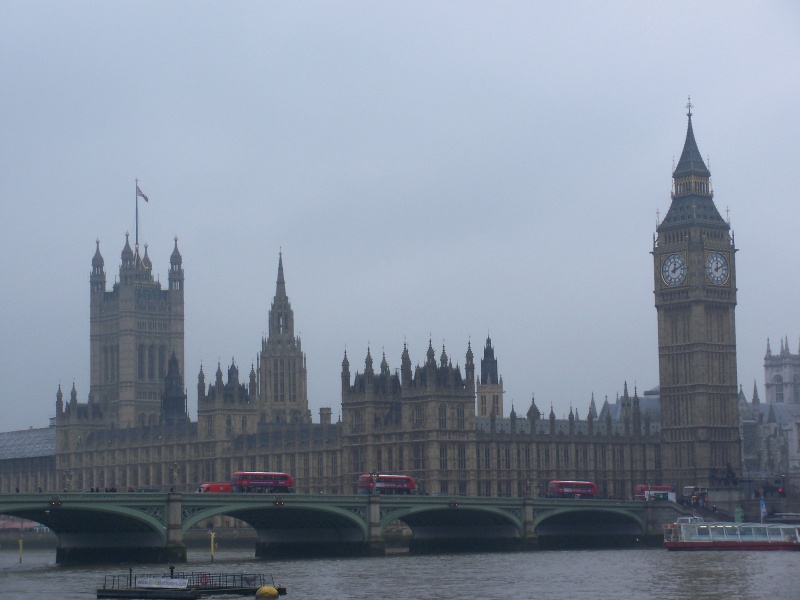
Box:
[739,338,800,494]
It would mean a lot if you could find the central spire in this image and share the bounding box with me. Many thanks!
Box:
[674,96,710,177]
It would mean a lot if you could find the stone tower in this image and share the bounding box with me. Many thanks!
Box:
[89,234,185,428]
[653,104,741,490]
[763,337,800,404]
[477,336,503,417]
[257,253,311,424]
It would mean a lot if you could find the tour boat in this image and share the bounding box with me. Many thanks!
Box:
[663,516,800,551]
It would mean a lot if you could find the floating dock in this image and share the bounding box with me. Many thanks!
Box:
[97,571,286,598]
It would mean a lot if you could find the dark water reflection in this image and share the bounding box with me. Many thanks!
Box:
[1,547,797,599]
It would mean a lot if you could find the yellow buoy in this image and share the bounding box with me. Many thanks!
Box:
[255,586,280,600]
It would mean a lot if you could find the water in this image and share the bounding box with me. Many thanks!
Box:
[0,546,797,600]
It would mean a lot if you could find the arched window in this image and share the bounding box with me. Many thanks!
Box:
[457,404,465,430]
[138,345,145,380]
[774,375,784,403]
[158,345,166,379]
[226,416,232,436]
[439,404,447,429]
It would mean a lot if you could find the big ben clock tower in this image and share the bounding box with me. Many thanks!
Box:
[654,101,741,491]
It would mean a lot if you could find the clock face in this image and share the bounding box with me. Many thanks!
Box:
[706,251,729,285]
[661,253,686,286]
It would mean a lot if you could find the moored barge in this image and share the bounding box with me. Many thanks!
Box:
[97,571,286,598]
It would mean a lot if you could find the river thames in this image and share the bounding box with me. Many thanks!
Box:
[0,546,797,599]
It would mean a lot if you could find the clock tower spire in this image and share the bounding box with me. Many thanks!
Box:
[653,102,741,491]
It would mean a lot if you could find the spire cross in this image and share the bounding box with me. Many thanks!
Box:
[726,206,730,222]
[686,96,693,117]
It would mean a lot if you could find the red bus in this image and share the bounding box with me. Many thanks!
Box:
[196,482,232,493]
[546,480,598,499]
[230,471,295,494]
[635,484,674,501]
[357,474,417,495]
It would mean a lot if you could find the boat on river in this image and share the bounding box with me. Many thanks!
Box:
[663,516,800,551]
[96,571,287,598]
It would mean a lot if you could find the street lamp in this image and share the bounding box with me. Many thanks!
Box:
[170,463,181,492]
[370,471,379,495]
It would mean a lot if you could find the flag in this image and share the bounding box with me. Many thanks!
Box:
[760,498,767,520]
[136,184,149,202]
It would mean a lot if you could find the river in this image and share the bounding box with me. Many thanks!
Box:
[0,546,796,599]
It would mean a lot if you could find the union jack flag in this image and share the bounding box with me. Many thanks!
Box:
[136,184,149,202]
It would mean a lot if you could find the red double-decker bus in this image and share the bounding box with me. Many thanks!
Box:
[357,474,416,495]
[546,480,598,499]
[230,471,295,494]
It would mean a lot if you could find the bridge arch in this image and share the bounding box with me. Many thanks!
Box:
[533,505,645,547]
[181,501,369,540]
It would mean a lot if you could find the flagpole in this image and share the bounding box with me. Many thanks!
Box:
[135,178,139,247]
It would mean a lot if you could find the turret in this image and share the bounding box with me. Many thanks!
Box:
[465,341,475,393]
[169,236,183,292]
[90,239,105,294]
[341,350,350,395]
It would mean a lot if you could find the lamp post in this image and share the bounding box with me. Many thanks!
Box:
[170,463,181,493]
[370,471,379,495]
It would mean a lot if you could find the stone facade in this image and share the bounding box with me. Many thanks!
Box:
[652,106,742,491]
[0,112,755,501]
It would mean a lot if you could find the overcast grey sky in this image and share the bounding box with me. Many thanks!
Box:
[1,2,799,432]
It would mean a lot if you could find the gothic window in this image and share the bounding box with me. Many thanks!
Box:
[148,345,156,380]
[440,480,448,495]
[226,416,232,436]
[480,394,487,417]
[439,444,447,470]
[331,453,338,476]
[794,376,800,404]
[387,448,394,472]
[413,405,424,428]
[376,449,382,472]
[158,346,166,379]
[138,345,145,380]
[438,404,447,429]
[492,394,499,416]
[774,376,784,403]
[457,404,465,429]
[398,447,404,472]
[413,443,425,470]
[352,447,364,473]
[353,410,364,433]
[241,416,247,433]
[303,455,309,478]
[458,444,466,470]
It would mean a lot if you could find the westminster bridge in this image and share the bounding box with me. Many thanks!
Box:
[0,492,686,564]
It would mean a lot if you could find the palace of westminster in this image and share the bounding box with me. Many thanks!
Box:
[1,112,798,499]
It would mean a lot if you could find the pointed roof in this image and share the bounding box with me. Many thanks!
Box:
[92,239,104,268]
[673,103,710,177]
[277,251,285,286]
[659,102,726,231]
[170,236,182,265]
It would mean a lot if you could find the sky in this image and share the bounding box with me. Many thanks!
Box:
[1,2,799,432]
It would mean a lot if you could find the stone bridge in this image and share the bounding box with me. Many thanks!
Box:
[0,492,686,564]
